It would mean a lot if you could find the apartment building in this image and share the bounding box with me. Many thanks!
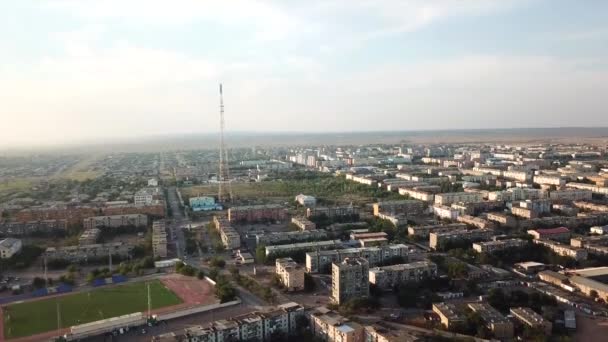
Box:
[255,229,327,246]
[214,216,241,249]
[472,238,527,253]
[78,228,101,245]
[503,170,532,182]
[102,202,165,218]
[14,205,99,227]
[407,223,467,238]
[307,206,359,219]
[590,225,608,235]
[0,238,22,259]
[467,303,514,339]
[429,229,493,250]
[152,220,168,258]
[434,192,484,206]
[527,227,571,242]
[549,189,593,202]
[510,307,552,335]
[276,257,305,291]
[0,219,67,236]
[398,188,435,202]
[456,215,494,229]
[486,212,517,228]
[228,204,288,223]
[134,190,154,205]
[432,205,460,220]
[45,242,133,262]
[332,257,370,304]
[291,216,316,231]
[372,200,425,217]
[450,201,504,216]
[83,214,148,230]
[573,201,608,212]
[432,303,464,330]
[306,244,413,273]
[376,212,407,227]
[533,239,588,261]
[155,302,305,342]
[534,174,567,187]
[265,240,341,257]
[295,194,317,207]
[308,306,365,342]
[368,261,437,290]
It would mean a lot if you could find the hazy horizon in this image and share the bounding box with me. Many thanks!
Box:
[2,0,608,148]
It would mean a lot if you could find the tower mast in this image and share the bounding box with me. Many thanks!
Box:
[218,84,233,203]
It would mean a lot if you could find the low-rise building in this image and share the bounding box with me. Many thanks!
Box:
[189,196,223,211]
[510,307,552,335]
[295,194,316,207]
[308,306,365,342]
[376,212,407,227]
[266,240,341,257]
[549,189,593,202]
[398,188,436,202]
[590,225,608,235]
[0,219,68,236]
[369,261,437,290]
[538,270,569,287]
[434,192,484,206]
[332,257,369,304]
[533,239,588,261]
[255,229,328,246]
[430,229,493,250]
[0,238,22,259]
[291,216,316,231]
[486,212,517,228]
[78,228,101,245]
[83,214,148,230]
[307,206,359,219]
[432,205,460,220]
[372,200,425,217]
[456,215,494,229]
[527,227,571,242]
[276,257,305,291]
[467,303,513,339]
[229,204,288,223]
[472,238,527,253]
[407,223,468,238]
[45,242,133,262]
[432,302,464,330]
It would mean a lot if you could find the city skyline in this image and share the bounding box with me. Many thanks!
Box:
[2,0,608,148]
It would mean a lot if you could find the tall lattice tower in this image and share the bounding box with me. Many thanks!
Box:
[218,84,233,203]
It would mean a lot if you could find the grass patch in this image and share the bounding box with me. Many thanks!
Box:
[3,280,181,339]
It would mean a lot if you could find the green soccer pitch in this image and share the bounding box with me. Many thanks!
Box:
[2,280,182,339]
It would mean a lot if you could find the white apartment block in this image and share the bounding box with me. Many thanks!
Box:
[0,238,22,259]
[534,174,567,187]
[369,261,437,290]
[399,188,435,202]
[331,257,369,304]
[432,205,460,220]
[275,257,305,291]
[434,192,483,206]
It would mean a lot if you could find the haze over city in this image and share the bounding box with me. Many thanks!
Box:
[2,0,608,148]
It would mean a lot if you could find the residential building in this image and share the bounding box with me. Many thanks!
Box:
[134,189,155,205]
[534,175,567,187]
[510,307,552,335]
[376,212,407,227]
[527,227,571,242]
[432,205,460,220]
[152,220,168,258]
[102,202,165,218]
[255,229,327,246]
[332,257,369,304]
[295,194,317,207]
[472,238,527,253]
[467,303,514,339]
[372,200,425,217]
[229,204,288,223]
[407,223,467,238]
[265,240,341,257]
[79,228,101,245]
[456,215,494,229]
[214,216,241,249]
[429,229,493,250]
[0,219,68,236]
[308,306,365,342]
[486,212,517,228]
[291,216,316,231]
[398,188,435,202]
[45,242,133,262]
[276,258,305,291]
[307,206,359,219]
[533,239,588,261]
[432,303,464,330]
[83,214,148,230]
[549,189,593,202]
[434,192,483,206]
[154,302,304,342]
[0,238,22,259]
[368,261,437,290]
[306,244,413,273]
[591,225,608,235]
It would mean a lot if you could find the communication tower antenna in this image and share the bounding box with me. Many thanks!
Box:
[218,84,233,202]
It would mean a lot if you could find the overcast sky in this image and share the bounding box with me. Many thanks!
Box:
[1,0,608,148]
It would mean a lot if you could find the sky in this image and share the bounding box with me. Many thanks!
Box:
[1,0,608,148]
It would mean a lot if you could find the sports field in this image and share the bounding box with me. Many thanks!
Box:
[2,280,182,339]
